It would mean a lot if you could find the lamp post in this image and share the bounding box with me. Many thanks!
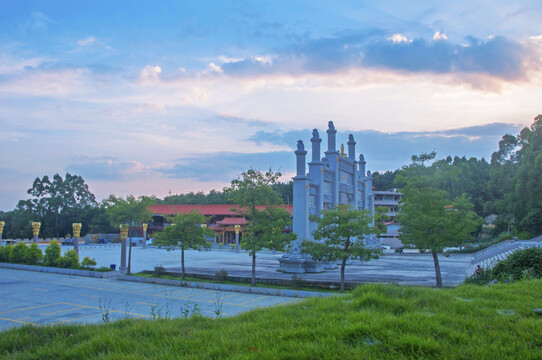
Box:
[72,223,82,256]
[119,224,129,272]
[234,225,240,253]
[0,221,4,242]
[142,223,148,249]
[31,222,41,243]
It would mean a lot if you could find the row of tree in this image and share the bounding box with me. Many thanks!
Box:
[373,114,542,239]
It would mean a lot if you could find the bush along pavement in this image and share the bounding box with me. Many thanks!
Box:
[0,241,112,272]
[465,247,542,285]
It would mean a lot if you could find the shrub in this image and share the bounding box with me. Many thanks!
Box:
[24,243,43,265]
[465,247,542,285]
[95,266,114,272]
[0,244,13,263]
[9,242,28,264]
[492,247,542,281]
[81,256,97,268]
[57,249,79,269]
[44,241,61,267]
[215,269,228,283]
[153,265,167,276]
[464,267,492,285]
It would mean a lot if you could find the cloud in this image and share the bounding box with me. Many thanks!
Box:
[219,31,538,84]
[66,156,147,181]
[247,122,524,171]
[0,55,48,75]
[433,32,448,40]
[156,151,292,182]
[77,36,96,46]
[388,34,412,43]
[22,12,56,33]
[139,65,162,86]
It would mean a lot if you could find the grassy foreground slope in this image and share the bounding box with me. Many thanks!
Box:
[2,280,541,359]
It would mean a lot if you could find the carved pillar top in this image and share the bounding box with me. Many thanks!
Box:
[326,121,337,153]
[347,134,356,160]
[310,129,322,163]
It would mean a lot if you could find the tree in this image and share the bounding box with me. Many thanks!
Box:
[374,206,391,235]
[303,205,381,292]
[224,169,285,286]
[153,211,213,279]
[242,205,296,273]
[43,240,61,267]
[104,195,156,274]
[26,173,97,237]
[397,186,481,287]
[25,243,43,265]
[372,170,398,191]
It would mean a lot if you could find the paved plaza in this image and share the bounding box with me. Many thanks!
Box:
[0,268,302,331]
[1,245,474,331]
[58,244,473,287]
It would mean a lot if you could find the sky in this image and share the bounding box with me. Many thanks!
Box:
[1,0,541,210]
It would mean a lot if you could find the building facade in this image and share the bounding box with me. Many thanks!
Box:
[374,189,403,248]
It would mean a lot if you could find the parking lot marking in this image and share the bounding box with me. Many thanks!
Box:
[40,307,85,317]
[176,290,216,299]
[60,302,152,319]
[234,296,269,305]
[280,298,301,306]
[0,316,38,326]
[0,303,64,315]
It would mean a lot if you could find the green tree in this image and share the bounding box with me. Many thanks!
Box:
[224,169,284,286]
[44,240,61,267]
[9,242,28,264]
[303,205,381,292]
[24,243,43,265]
[81,256,97,268]
[153,211,213,279]
[397,186,481,287]
[242,205,296,277]
[372,170,398,191]
[26,173,97,237]
[57,249,79,269]
[374,206,391,235]
[0,245,13,262]
[104,195,156,274]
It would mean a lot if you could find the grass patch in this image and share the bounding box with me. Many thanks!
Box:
[132,271,345,293]
[1,280,541,359]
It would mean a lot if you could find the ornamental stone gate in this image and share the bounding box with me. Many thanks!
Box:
[278,121,377,273]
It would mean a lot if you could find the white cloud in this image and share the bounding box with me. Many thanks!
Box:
[529,34,542,44]
[139,65,162,85]
[433,31,448,40]
[387,33,412,43]
[0,55,47,75]
[77,36,96,46]
[204,62,223,74]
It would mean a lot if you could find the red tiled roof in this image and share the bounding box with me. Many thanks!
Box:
[149,204,293,216]
[216,217,247,226]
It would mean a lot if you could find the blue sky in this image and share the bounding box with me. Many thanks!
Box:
[1,1,541,210]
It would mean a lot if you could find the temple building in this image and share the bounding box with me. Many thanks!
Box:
[137,204,292,245]
[374,189,404,249]
[279,121,377,273]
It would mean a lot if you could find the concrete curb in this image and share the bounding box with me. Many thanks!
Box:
[0,262,118,278]
[117,274,336,298]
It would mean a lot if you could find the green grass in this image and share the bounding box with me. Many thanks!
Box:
[2,280,542,359]
[133,272,347,293]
